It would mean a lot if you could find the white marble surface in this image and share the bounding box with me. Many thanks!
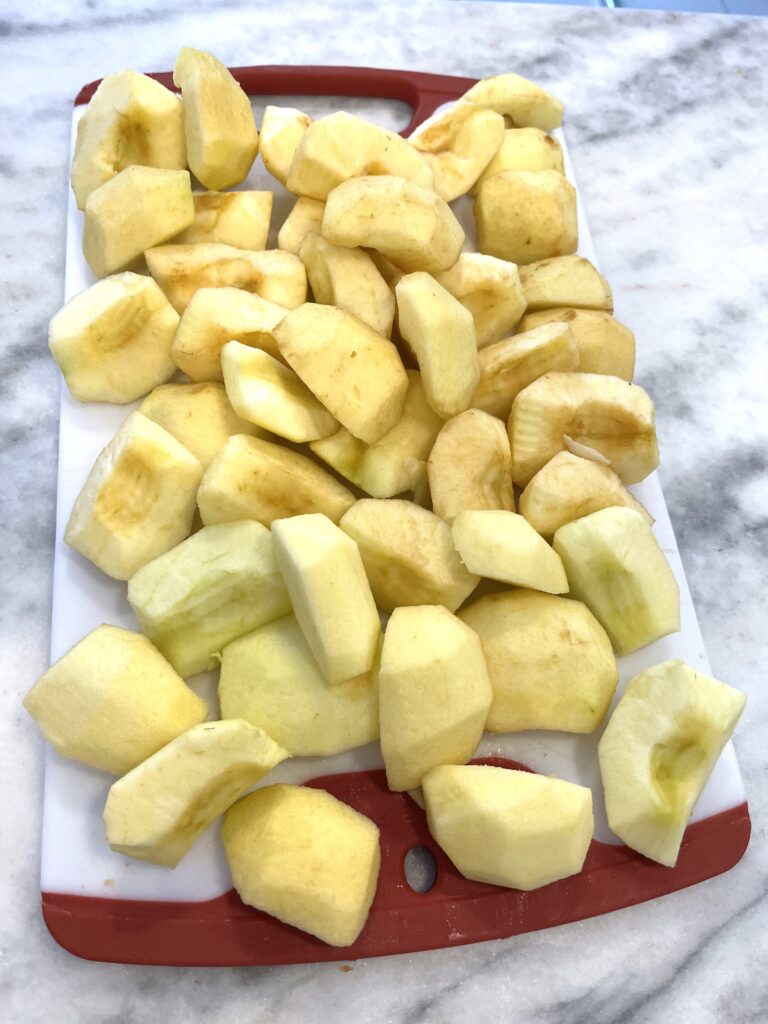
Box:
[1,1,767,1021]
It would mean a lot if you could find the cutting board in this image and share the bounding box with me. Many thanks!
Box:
[40,65,750,966]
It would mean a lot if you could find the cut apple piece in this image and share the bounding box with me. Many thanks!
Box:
[423,765,593,890]
[452,510,568,593]
[520,256,613,312]
[271,513,381,685]
[197,434,354,527]
[260,105,312,186]
[434,253,526,349]
[519,307,636,380]
[519,451,653,539]
[472,127,564,194]
[146,244,307,315]
[510,372,659,486]
[299,233,395,337]
[428,409,514,524]
[127,520,291,677]
[472,321,578,421]
[173,47,259,190]
[65,411,203,580]
[599,659,746,866]
[277,196,326,254]
[322,175,464,274]
[396,273,479,419]
[275,303,407,444]
[223,785,381,947]
[461,73,564,130]
[219,616,379,757]
[221,341,338,443]
[71,70,186,210]
[459,590,617,733]
[379,606,492,791]
[310,370,444,499]
[23,625,207,774]
[104,719,288,867]
[49,272,178,404]
[410,103,505,201]
[83,166,193,278]
[339,499,479,612]
[174,191,273,250]
[475,170,577,266]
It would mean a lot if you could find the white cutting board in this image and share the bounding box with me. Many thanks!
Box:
[41,96,745,902]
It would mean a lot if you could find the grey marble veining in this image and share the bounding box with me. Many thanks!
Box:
[1,1,767,1021]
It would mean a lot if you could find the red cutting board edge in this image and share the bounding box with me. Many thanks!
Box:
[44,65,751,966]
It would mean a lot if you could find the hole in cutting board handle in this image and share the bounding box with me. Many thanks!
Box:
[404,846,438,894]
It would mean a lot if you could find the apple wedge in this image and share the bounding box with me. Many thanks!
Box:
[409,103,505,201]
[434,253,526,348]
[260,105,312,186]
[379,605,492,791]
[472,127,564,194]
[519,255,613,312]
[174,190,273,250]
[461,73,564,130]
[277,196,326,254]
[271,513,381,685]
[23,625,207,774]
[599,660,746,866]
[519,307,636,380]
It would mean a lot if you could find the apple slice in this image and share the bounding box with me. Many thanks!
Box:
[219,616,379,757]
[472,127,564,193]
[409,103,505,201]
[461,73,564,130]
[174,191,273,249]
[271,513,381,685]
[197,434,354,527]
[553,507,680,655]
[379,606,492,791]
[599,659,746,866]
[223,785,381,947]
[127,520,291,678]
[23,625,207,774]
[173,47,259,190]
[260,105,311,186]
[277,196,326,254]
[104,719,287,868]
[423,765,593,890]
[434,253,526,348]
[221,341,338,443]
[519,307,635,380]
[520,255,613,312]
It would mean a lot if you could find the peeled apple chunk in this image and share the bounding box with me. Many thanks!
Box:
[83,166,194,278]
[49,272,179,404]
[171,286,288,382]
[221,341,339,443]
[146,244,307,315]
[139,381,261,470]
[198,434,354,527]
[277,196,325,254]
[322,175,464,274]
[104,719,289,868]
[434,253,526,349]
[422,765,593,890]
[260,105,312,186]
[395,273,479,419]
[70,70,186,210]
[310,370,444,499]
[378,606,492,791]
[475,170,577,266]
[339,499,479,612]
[472,321,579,421]
[275,303,408,445]
[458,590,617,733]
[452,510,568,594]
[598,660,746,867]
[520,257,612,314]
[65,411,203,580]
[519,451,653,539]
[286,111,433,200]
[271,513,381,685]
[223,785,381,948]
[299,233,395,338]
[427,409,515,524]
[553,507,680,656]
[409,103,505,201]
[23,625,207,774]
[519,307,635,380]
[219,616,379,757]
[472,128,564,193]
[509,372,659,487]
[461,73,564,131]
[173,47,259,190]
[174,191,273,250]
[127,520,291,678]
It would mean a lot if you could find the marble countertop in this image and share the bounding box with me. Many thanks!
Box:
[1,1,767,1021]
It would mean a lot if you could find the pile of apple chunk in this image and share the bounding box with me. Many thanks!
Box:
[26,47,747,949]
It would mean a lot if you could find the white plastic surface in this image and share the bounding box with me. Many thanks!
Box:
[40,97,744,901]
